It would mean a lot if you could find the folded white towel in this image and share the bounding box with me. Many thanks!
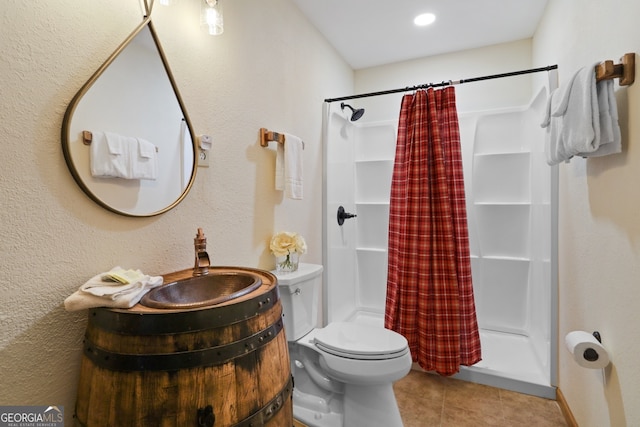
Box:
[275,135,304,199]
[283,133,304,199]
[275,142,285,192]
[582,79,621,158]
[64,266,163,311]
[90,131,131,178]
[131,138,158,180]
[90,132,158,180]
[541,63,621,165]
[106,134,124,155]
[541,63,600,165]
[541,87,571,164]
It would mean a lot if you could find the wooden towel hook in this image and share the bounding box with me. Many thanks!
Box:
[595,53,635,86]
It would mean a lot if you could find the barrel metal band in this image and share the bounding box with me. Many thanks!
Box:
[83,319,284,371]
[88,286,280,335]
[231,375,294,427]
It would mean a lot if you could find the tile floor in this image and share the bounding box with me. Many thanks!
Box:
[393,370,568,427]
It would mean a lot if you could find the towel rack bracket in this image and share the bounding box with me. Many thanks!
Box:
[595,53,635,86]
[83,130,93,145]
[620,52,635,86]
[259,127,286,147]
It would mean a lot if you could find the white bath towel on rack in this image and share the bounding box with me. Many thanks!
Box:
[541,63,622,164]
[90,131,158,180]
[275,133,304,199]
[90,131,132,178]
[581,79,621,158]
[541,63,600,165]
[131,138,158,180]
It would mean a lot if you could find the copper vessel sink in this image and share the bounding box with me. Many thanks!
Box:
[141,270,263,309]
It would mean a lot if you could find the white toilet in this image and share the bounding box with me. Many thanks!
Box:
[275,263,411,427]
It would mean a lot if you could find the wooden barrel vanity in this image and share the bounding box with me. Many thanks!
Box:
[74,267,292,427]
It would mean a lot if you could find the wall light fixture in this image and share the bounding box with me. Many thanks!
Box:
[201,0,224,35]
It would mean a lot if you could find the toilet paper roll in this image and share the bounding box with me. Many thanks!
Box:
[565,331,610,369]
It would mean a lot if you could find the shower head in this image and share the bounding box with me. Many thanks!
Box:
[340,102,365,122]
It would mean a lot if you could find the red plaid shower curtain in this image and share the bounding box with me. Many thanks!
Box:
[384,87,482,376]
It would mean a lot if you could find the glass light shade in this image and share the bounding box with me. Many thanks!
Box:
[201,0,224,35]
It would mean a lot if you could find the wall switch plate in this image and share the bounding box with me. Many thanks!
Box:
[198,149,210,168]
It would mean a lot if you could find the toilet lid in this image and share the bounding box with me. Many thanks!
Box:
[313,322,409,360]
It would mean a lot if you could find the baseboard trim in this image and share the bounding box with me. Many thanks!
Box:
[556,388,578,427]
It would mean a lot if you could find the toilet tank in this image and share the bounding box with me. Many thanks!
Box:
[274,263,323,341]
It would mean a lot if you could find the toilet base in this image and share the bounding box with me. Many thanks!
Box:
[293,397,343,427]
[293,383,403,427]
[343,383,403,427]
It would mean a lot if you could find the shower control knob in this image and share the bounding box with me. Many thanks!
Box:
[337,206,357,226]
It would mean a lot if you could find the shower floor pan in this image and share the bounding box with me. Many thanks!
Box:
[453,329,555,399]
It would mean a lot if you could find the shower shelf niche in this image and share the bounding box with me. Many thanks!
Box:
[355,151,393,253]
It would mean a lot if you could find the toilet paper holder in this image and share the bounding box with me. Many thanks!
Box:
[584,331,602,362]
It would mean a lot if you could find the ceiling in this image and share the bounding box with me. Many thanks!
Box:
[292,0,549,70]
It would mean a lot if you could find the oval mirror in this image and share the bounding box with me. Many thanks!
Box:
[62,14,197,217]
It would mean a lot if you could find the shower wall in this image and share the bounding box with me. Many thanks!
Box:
[461,88,555,392]
[323,87,557,398]
[323,108,395,324]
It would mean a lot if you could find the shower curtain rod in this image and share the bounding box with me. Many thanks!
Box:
[324,64,558,103]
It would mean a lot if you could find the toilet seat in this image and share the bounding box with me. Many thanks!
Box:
[313,322,409,360]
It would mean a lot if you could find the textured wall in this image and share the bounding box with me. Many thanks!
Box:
[354,39,535,119]
[533,0,640,426]
[0,0,352,422]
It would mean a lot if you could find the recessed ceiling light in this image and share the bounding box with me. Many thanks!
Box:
[414,13,436,27]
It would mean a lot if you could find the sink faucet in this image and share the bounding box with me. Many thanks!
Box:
[194,228,210,276]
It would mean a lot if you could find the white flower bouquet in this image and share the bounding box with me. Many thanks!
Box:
[270,231,306,272]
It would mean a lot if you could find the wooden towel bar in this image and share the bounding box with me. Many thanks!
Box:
[259,128,305,149]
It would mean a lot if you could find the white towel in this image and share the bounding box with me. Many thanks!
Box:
[275,143,285,191]
[582,79,621,158]
[541,63,621,165]
[275,134,304,199]
[90,132,158,180]
[541,64,600,165]
[541,88,571,164]
[90,131,131,178]
[131,138,158,180]
[64,266,163,311]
